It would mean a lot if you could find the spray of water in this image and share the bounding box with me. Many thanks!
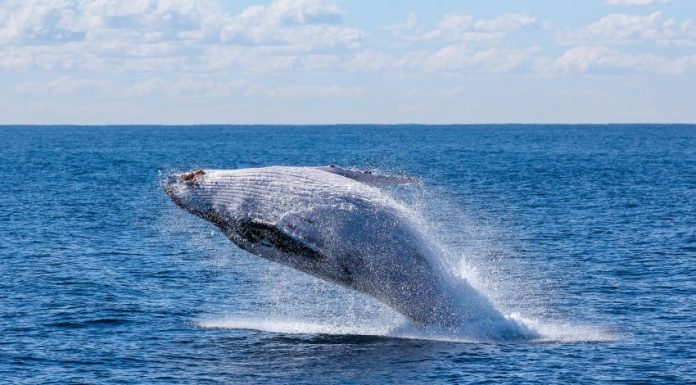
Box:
[169,168,614,343]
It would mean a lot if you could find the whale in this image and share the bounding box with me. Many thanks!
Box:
[164,166,534,339]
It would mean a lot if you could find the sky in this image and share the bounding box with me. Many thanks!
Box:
[1,0,695,124]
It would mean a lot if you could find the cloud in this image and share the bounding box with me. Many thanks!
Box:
[345,50,398,72]
[241,0,344,25]
[0,0,210,45]
[217,0,364,49]
[199,45,346,73]
[245,84,365,98]
[123,76,248,98]
[11,76,110,96]
[343,45,540,74]
[378,11,541,74]
[0,0,366,72]
[556,12,696,46]
[606,0,669,5]
[423,45,540,72]
[2,0,696,115]
[387,11,537,43]
[121,76,363,100]
[11,74,362,101]
[538,46,696,75]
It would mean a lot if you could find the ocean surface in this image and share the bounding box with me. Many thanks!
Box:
[1,125,694,384]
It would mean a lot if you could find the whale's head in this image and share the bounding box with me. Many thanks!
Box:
[164,169,228,227]
[164,167,351,283]
[164,167,330,254]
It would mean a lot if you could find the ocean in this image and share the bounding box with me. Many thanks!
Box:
[1,125,694,384]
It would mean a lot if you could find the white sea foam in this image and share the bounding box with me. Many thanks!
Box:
[195,314,614,343]
[509,314,618,343]
[197,316,394,337]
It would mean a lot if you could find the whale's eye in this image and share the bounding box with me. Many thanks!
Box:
[180,169,206,186]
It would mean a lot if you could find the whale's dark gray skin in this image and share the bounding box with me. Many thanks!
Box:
[165,166,535,338]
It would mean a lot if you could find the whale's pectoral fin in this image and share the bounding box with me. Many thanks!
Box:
[238,220,324,260]
[316,166,418,187]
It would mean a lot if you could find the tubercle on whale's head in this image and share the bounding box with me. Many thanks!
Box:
[179,169,206,186]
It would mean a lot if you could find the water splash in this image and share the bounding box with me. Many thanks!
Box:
[180,168,612,343]
[387,183,614,343]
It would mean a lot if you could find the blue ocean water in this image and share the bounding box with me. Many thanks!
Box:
[1,125,694,384]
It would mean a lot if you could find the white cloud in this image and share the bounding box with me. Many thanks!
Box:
[343,45,540,74]
[239,0,343,25]
[11,76,110,96]
[0,43,106,71]
[217,0,364,49]
[556,12,696,46]
[0,0,366,72]
[539,46,696,75]
[11,74,363,101]
[123,76,248,98]
[345,50,398,72]
[387,12,537,43]
[0,0,212,45]
[607,0,669,5]
[199,45,346,73]
[377,12,541,74]
[120,76,364,100]
[245,84,365,98]
[423,45,540,72]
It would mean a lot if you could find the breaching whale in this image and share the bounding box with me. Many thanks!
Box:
[165,166,534,339]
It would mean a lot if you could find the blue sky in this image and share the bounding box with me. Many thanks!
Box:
[1,0,695,124]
